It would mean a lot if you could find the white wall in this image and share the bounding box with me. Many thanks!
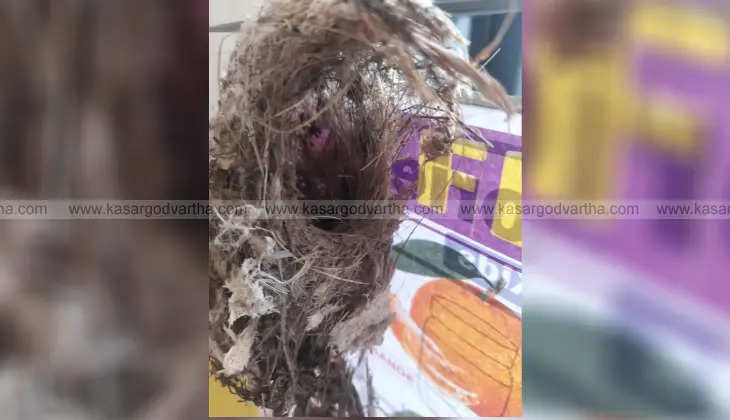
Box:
[209,0,263,27]
[209,0,264,117]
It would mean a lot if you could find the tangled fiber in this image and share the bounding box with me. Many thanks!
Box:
[209,0,511,415]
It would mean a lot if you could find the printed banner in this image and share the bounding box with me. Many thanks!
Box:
[355,122,523,417]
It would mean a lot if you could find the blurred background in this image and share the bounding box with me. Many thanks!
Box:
[0,1,208,419]
[524,0,730,417]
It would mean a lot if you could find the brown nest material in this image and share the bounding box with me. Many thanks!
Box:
[209,0,511,416]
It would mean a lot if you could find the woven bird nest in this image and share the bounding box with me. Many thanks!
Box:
[209,0,511,416]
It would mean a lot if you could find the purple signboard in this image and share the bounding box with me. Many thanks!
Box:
[391,123,522,261]
[523,0,730,315]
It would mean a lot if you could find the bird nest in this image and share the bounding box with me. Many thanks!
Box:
[209,0,511,415]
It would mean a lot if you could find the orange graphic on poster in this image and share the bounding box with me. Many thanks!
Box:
[390,279,522,416]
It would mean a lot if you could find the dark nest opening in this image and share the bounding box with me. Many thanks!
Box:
[209,0,511,416]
